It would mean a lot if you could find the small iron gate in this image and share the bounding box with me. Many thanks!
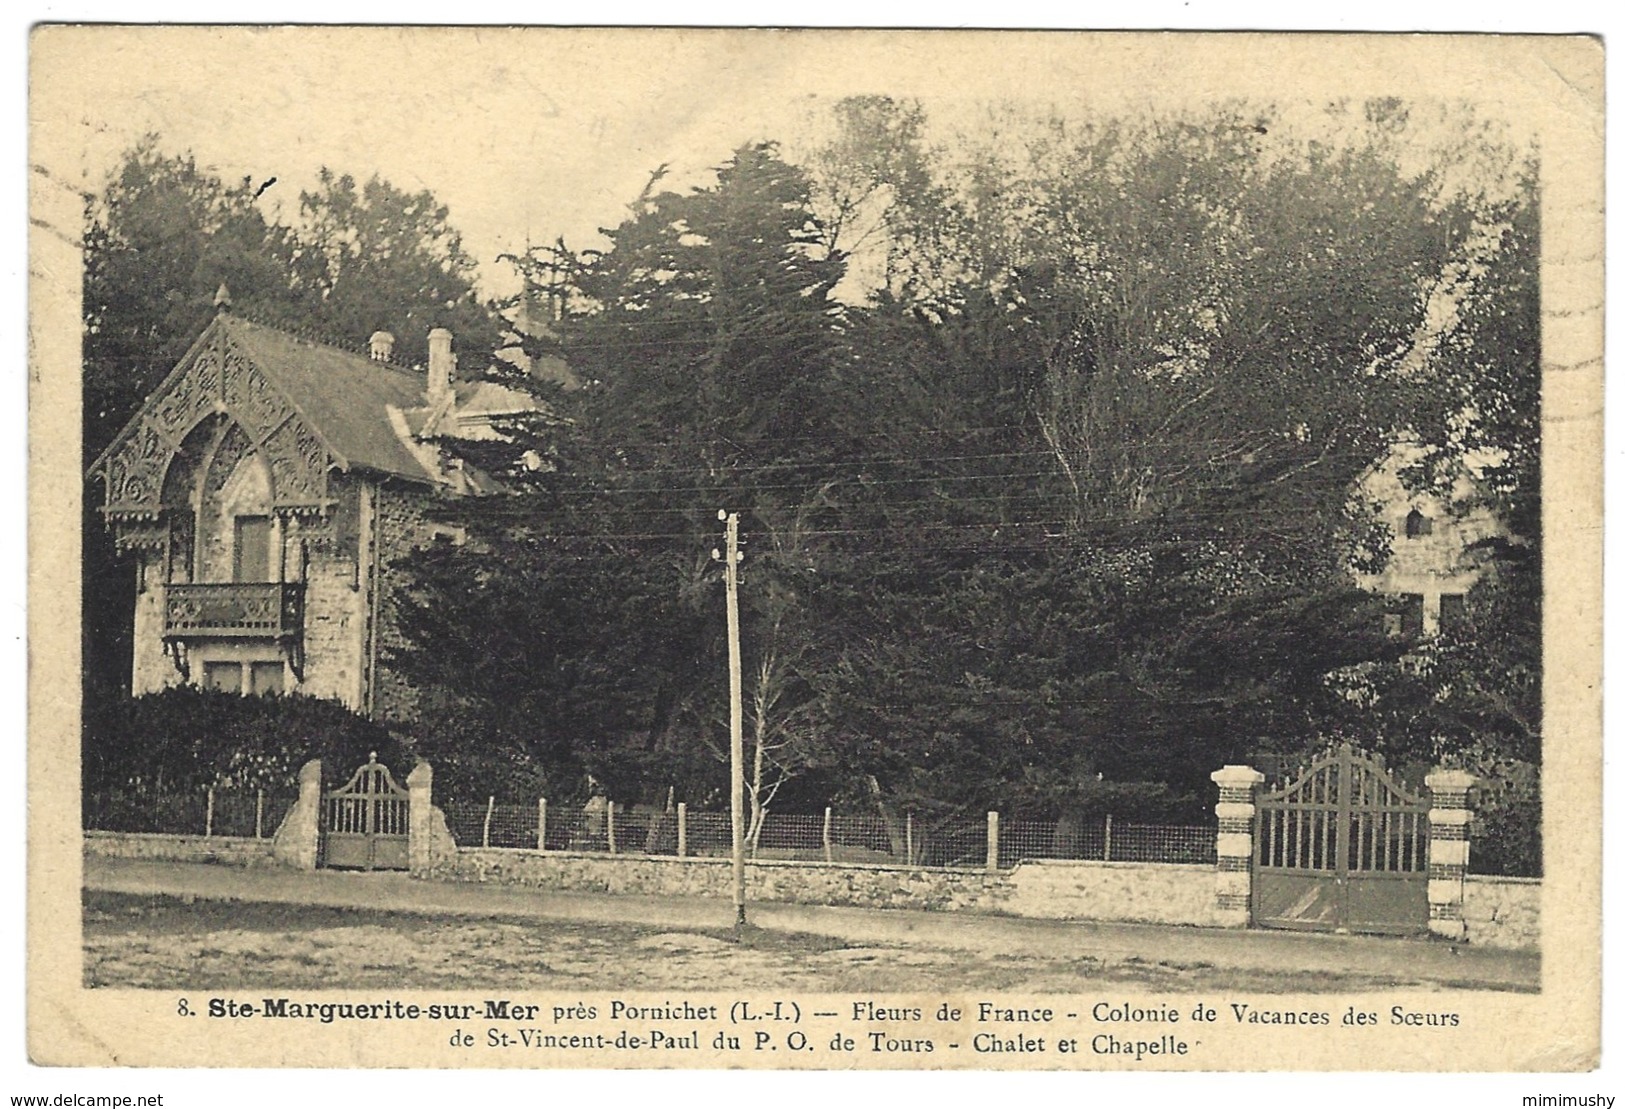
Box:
[322,754,410,871]
[1253,743,1429,935]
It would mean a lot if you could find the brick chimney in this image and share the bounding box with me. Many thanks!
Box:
[427,328,454,405]
[368,330,395,362]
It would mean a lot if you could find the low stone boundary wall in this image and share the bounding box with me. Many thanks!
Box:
[424,847,1219,924]
[84,830,278,868]
[1461,875,1540,950]
[1002,859,1220,926]
[427,848,1012,912]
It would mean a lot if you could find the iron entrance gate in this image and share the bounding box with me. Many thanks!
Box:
[1253,743,1429,935]
[322,754,410,870]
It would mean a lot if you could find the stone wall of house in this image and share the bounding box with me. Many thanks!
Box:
[370,481,451,723]
[1000,859,1220,926]
[84,830,278,868]
[294,474,368,710]
[1354,445,1506,634]
[130,568,184,695]
[1461,876,1540,950]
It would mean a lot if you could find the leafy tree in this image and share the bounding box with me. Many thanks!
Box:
[399,104,1539,846]
[285,169,503,369]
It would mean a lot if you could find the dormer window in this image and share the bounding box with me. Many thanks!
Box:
[1405,509,1433,538]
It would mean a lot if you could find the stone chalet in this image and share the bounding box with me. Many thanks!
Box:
[87,300,541,721]
[1354,444,1507,638]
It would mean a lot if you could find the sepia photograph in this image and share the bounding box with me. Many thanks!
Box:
[25,23,1603,1083]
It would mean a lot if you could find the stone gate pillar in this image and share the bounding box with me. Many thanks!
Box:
[1424,768,1476,941]
[407,760,457,876]
[1211,764,1264,927]
[271,758,322,870]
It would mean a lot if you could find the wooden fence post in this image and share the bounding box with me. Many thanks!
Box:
[537,797,547,851]
[255,789,265,839]
[677,802,688,857]
[986,811,1000,872]
[823,807,833,863]
[1103,813,1113,862]
[607,800,617,854]
[204,786,215,837]
[905,811,914,865]
[482,795,495,848]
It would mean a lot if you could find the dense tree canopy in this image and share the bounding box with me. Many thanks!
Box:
[85,107,1542,870]
[393,106,1539,850]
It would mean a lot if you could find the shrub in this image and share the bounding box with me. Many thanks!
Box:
[83,685,410,795]
[1468,760,1541,877]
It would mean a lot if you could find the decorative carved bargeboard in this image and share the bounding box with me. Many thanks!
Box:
[96,324,335,522]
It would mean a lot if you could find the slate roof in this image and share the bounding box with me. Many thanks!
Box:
[221,314,440,484]
[89,310,551,497]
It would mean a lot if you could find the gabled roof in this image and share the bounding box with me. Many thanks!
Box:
[89,309,559,519]
[221,314,439,484]
[88,310,449,496]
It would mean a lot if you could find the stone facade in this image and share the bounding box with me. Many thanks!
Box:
[1354,444,1507,636]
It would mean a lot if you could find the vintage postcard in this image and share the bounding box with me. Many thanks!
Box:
[25,25,1603,1092]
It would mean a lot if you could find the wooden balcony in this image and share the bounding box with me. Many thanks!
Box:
[162,582,305,640]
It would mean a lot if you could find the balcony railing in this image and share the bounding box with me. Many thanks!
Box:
[162,582,305,640]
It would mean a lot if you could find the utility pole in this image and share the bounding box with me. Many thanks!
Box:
[713,510,747,929]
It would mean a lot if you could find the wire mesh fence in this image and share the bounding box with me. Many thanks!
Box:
[84,786,1521,875]
[998,816,1217,866]
[685,811,732,857]
[432,800,1216,869]
[84,788,297,838]
[442,800,544,849]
